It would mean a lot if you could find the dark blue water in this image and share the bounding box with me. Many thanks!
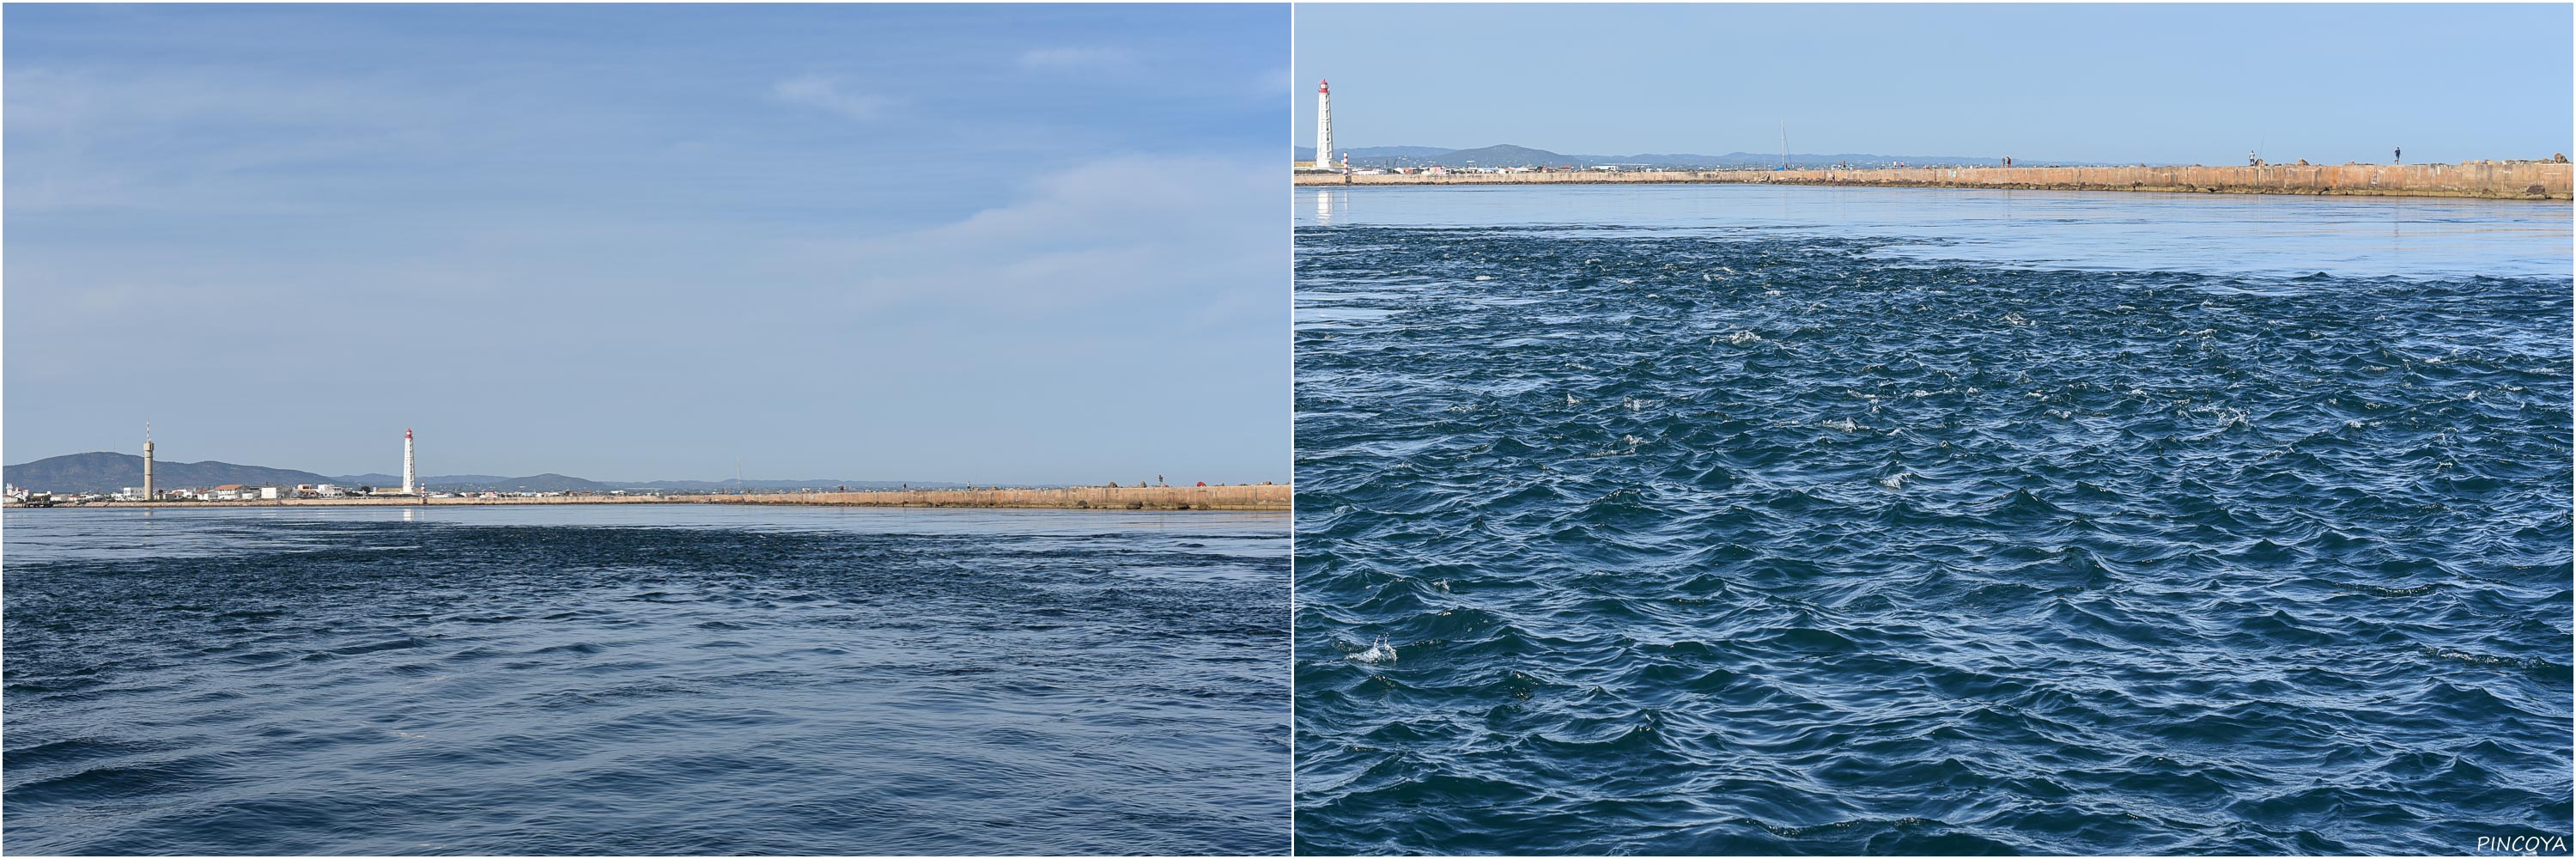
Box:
[3,505,1288,855]
[1293,186,2573,855]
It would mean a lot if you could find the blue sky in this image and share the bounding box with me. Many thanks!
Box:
[7,4,1287,484]
[1296,3,2573,165]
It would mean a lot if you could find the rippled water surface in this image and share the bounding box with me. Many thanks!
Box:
[1303,184,2573,280]
[1293,186,2573,855]
[5,505,1287,855]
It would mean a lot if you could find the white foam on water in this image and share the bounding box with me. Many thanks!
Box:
[1351,636,1398,664]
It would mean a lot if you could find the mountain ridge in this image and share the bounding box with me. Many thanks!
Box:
[3,452,334,493]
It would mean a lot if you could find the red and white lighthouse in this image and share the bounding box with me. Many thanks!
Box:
[1316,79,1336,170]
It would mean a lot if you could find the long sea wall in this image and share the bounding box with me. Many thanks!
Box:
[731,484,1287,510]
[27,484,1290,512]
[1297,161,2573,200]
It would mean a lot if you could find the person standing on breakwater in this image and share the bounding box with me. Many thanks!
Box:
[2396,146,2403,164]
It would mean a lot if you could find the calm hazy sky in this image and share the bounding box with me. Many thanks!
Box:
[1295,3,2573,165]
[7,4,1286,484]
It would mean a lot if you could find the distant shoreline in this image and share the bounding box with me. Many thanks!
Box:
[1295,161,2573,201]
[6,484,1291,513]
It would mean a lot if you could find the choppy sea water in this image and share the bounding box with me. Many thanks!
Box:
[1293,185,2573,855]
[4,505,1287,855]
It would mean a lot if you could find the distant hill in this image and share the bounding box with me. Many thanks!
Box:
[443,473,620,493]
[334,472,491,486]
[4,451,986,495]
[6,452,333,494]
[1297,144,1451,161]
[1300,143,2085,170]
[1431,144,1578,168]
[328,472,620,493]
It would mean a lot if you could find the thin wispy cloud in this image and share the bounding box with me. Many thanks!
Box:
[5,68,432,212]
[770,75,894,120]
[1017,46,1137,72]
[799,154,1273,316]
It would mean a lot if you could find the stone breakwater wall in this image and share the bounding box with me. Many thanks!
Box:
[1297,161,2573,200]
[44,484,1291,512]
